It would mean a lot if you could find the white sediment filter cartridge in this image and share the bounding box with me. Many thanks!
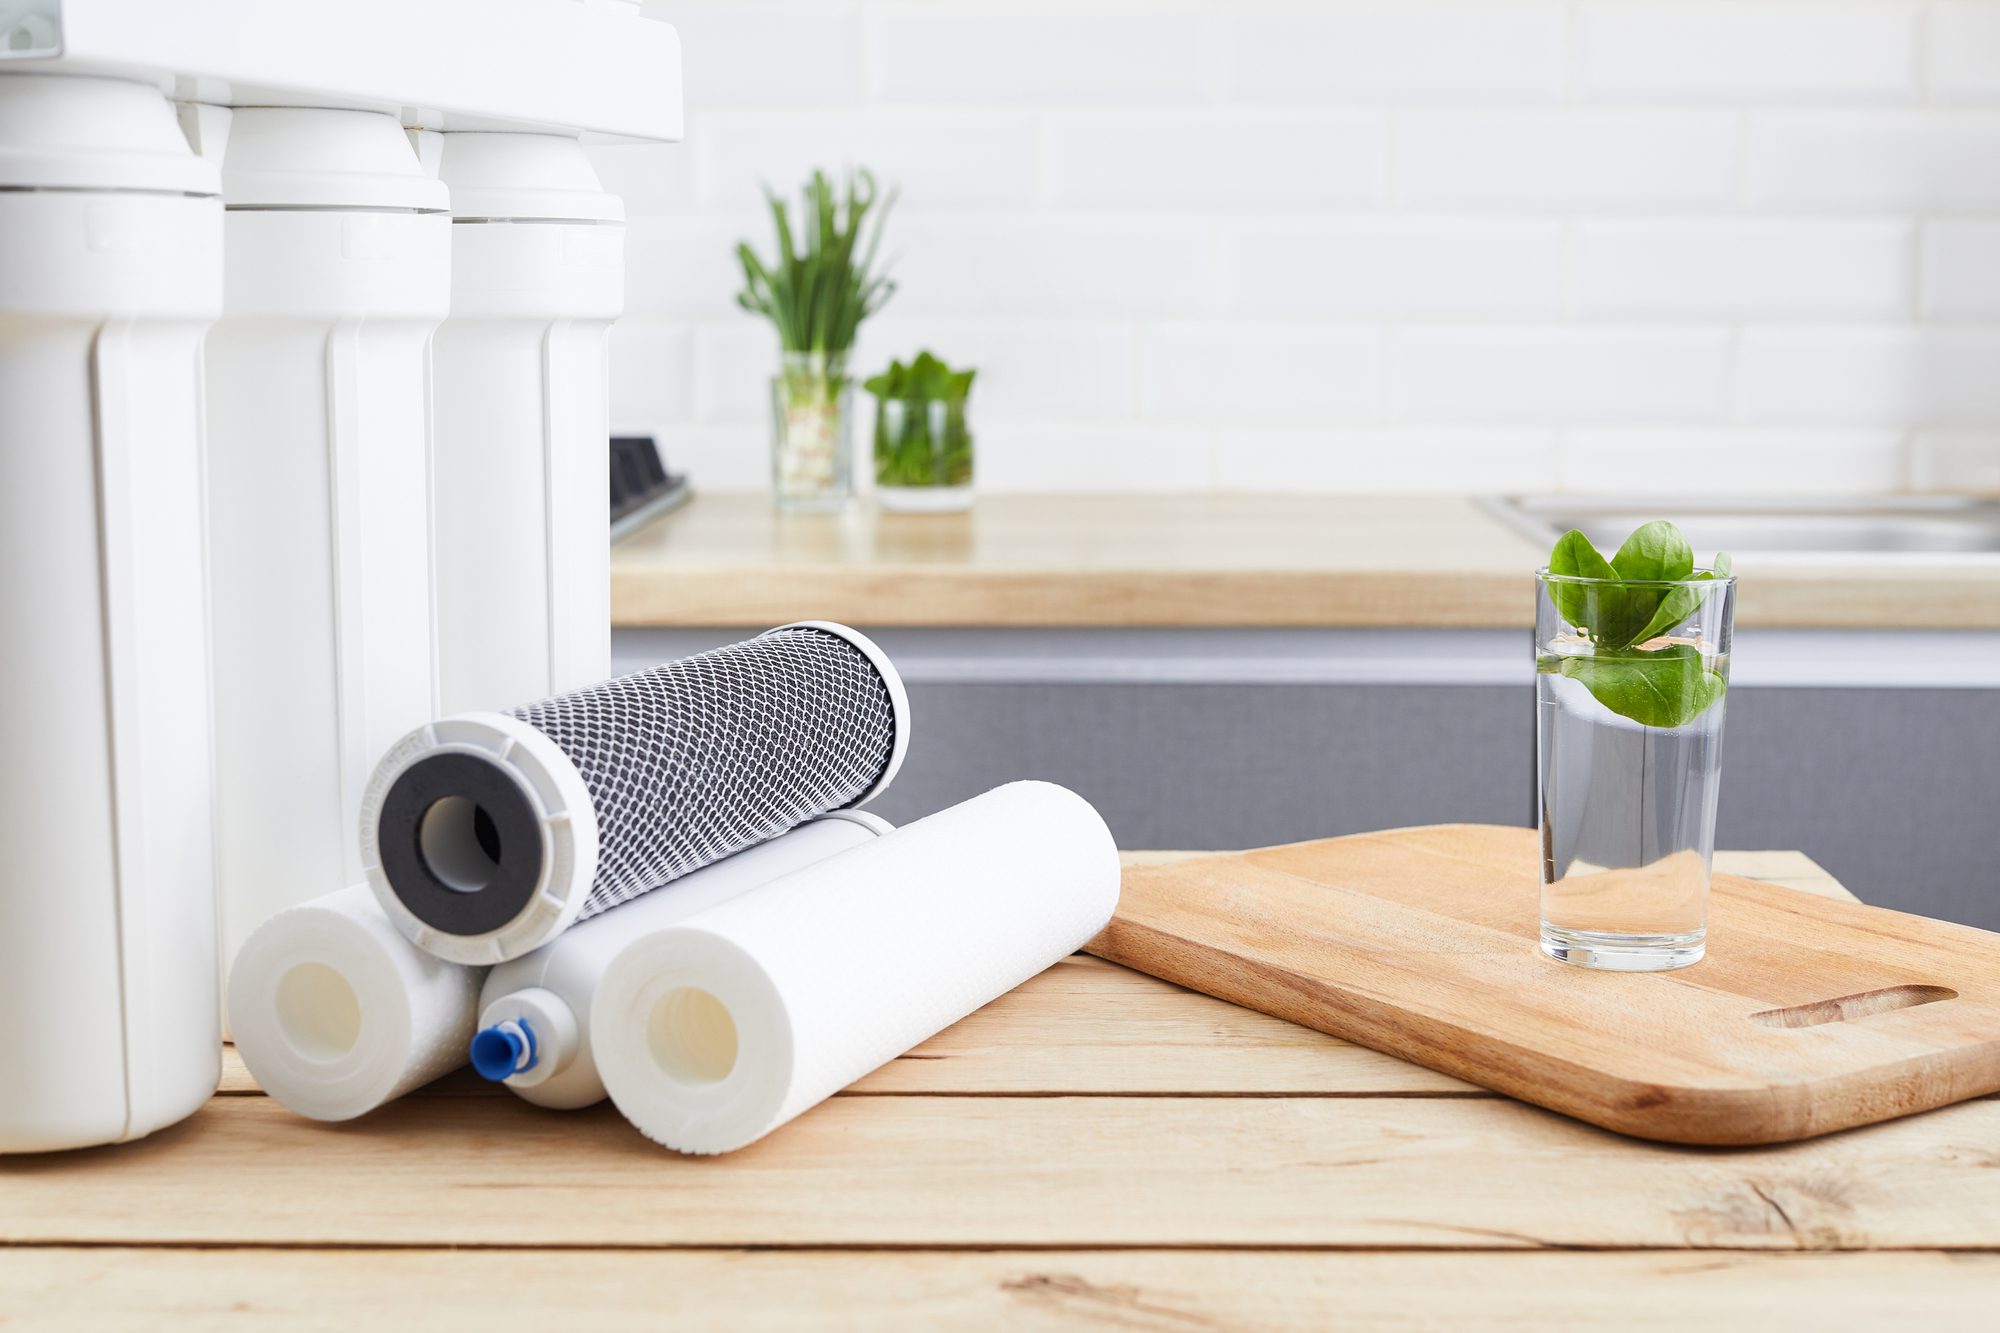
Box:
[592,781,1121,1155]
[363,622,911,965]
[228,886,486,1122]
[426,131,624,715]
[0,74,224,1152]
[471,812,892,1109]
[194,106,451,1001]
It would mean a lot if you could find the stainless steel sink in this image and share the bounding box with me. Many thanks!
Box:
[1481,495,2000,559]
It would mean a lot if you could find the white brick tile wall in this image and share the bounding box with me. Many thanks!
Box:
[888,216,1218,317]
[1215,428,1559,492]
[1572,220,1912,320]
[1561,429,1908,493]
[1909,431,2000,489]
[1920,221,2000,317]
[1928,1,2000,102]
[1392,328,1733,423]
[1398,111,1740,210]
[1044,112,1386,209]
[1221,218,1563,318]
[1747,112,2000,210]
[1579,1,1921,104]
[972,424,1215,492]
[868,4,1207,106]
[699,111,1037,209]
[1739,329,2000,424]
[669,2,865,108]
[611,0,2000,496]
[1222,3,1569,104]
[1140,323,1383,420]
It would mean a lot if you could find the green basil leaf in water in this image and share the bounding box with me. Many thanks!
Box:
[1559,643,1728,730]
[1628,547,1733,646]
[1546,529,1616,624]
[1610,519,1695,583]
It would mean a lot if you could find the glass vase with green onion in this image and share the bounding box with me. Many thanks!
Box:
[734,169,896,510]
[866,351,976,513]
[1537,520,1735,972]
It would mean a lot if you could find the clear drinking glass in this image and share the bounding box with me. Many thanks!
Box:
[1536,567,1735,971]
[770,350,853,511]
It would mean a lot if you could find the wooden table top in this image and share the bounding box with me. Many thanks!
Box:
[609,493,2000,630]
[6,850,1998,1330]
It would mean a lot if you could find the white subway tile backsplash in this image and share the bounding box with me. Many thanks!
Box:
[869,4,1205,105]
[1928,2,2000,103]
[1398,111,1739,210]
[698,111,1037,209]
[1044,112,1386,209]
[1573,220,1912,320]
[1141,323,1382,420]
[1220,218,1562,318]
[608,321,696,427]
[1562,428,1907,493]
[1579,1,1919,104]
[889,216,1218,317]
[623,215,765,321]
[1909,431,2000,491]
[657,1,865,109]
[602,0,2000,496]
[692,322,781,423]
[973,424,1214,493]
[1392,328,1733,423]
[1920,221,2000,318]
[1222,2,1567,104]
[1747,112,2000,210]
[1214,428,1559,493]
[1739,328,2000,424]
[652,423,770,491]
[585,143,697,216]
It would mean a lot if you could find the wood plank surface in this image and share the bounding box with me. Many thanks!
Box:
[607,493,2000,629]
[211,851,1846,1099]
[11,1092,2000,1250]
[6,1249,1996,1333]
[1096,826,2000,1145]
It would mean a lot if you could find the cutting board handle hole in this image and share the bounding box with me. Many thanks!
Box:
[1749,984,1958,1030]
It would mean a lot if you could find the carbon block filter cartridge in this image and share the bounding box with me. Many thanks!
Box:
[0,73,224,1152]
[228,886,485,1121]
[471,812,890,1109]
[592,781,1120,1155]
[363,622,910,965]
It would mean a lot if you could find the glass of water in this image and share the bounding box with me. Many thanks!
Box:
[1536,567,1735,971]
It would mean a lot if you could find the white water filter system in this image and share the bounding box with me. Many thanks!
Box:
[472,812,892,1109]
[0,74,224,1152]
[192,107,451,998]
[426,131,623,714]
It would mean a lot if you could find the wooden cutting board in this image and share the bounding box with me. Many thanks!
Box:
[1087,824,2000,1145]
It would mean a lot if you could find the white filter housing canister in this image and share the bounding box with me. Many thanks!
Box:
[199,107,451,997]
[0,74,224,1152]
[427,131,624,713]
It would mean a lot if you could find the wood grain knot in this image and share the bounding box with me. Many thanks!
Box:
[1749,985,1957,1029]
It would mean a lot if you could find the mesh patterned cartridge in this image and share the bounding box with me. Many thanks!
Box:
[361,622,909,964]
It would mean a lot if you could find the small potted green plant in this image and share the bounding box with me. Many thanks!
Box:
[734,169,895,510]
[864,351,976,513]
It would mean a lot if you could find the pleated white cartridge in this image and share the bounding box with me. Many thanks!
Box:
[471,813,891,1109]
[228,886,486,1122]
[592,782,1120,1155]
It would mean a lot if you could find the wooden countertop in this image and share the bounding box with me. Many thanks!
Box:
[8,852,1999,1329]
[610,494,2000,629]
